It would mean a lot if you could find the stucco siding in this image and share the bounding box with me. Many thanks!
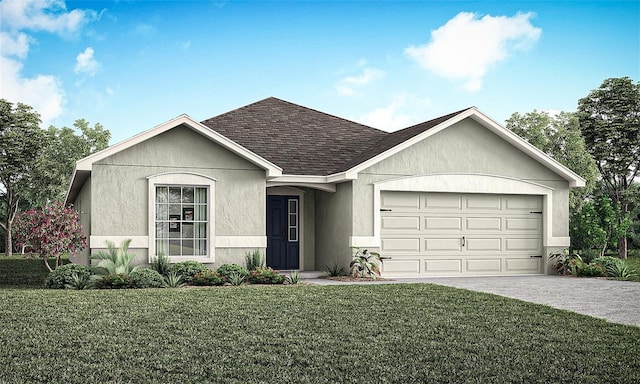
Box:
[315,182,353,269]
[89,125,267,265]
[70,175,92,265]
[302,188,316,271]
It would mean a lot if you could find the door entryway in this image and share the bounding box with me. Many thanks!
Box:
[266,195,300,269]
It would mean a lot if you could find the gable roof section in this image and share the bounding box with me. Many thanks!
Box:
[335,107,586,187]
[65,114,282,203]
[200,97,388,176]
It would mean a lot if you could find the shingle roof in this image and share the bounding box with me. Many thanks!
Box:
[200,97,470,176]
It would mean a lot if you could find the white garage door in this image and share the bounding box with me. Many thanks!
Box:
[380,192,543,276]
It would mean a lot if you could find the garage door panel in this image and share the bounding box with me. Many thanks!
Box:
[381,216,421,231]
[381,192,420,209]
[465,238,502,251]
[505,218,540,231]
[425,259,462,273]
[504,196,541,211]
[506,258,541,273]
[466,259,502,272]
[425,238,462,251]
[466,217,501,231]
[381,238,420,252]
[424,194,462,210]
[382,259,420,274]
[466,195,501,210]
[505,238,540,252]
[425,217,462,230]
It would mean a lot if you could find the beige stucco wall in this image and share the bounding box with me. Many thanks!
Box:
[87,125,267,267]
[315,182,353,270]
[70,175,92,265]
[301,188,316,271]
[353,118,571,240]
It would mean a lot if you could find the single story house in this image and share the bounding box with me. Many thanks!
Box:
[65,97,585,276]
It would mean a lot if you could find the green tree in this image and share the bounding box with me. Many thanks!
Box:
[505,110,599,208]
[0,99,45,256]
[28,119,110,206]
[578,77,640,258]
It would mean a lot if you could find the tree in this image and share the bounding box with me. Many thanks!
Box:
[0,99,45,257]
[13,202,86,272]
[578,77,640,258]
[505,110,599,208]
[28,119,110,206]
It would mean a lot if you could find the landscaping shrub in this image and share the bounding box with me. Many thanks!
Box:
[216,263,249,282]
[604,259,636,280]
[323,262,346,277]
[569,258,605,277]
[91,239,139,276]
[164,271,185,288]
[285,270,302,285]
[130,268,165,288]
[170,261,208,283]
[95,273,132,289]
[592,256,620,271]
[245,249,264,271]
[227,271,246,286]
[46,263,92,289]
[191,270,224,286]
[150,253,171,277]
[249,267,285,284]
[350,247,382,278]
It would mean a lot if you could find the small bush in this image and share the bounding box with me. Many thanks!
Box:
[570,258,605,277]
[46,263,92,289]
[285,270,302,285]
[65,272,92,290]
[164,272,185,288]
[150,253,171,277]
[605,259,636,280]
[170,261,208,283]
[95,273,132,289]
[217,263,249,282]
[245,249,264,271]
[191,270,224,286]
[249,267,285,284]
[227,271,246,286]
[130,268,165,288]
[323,262,346,277]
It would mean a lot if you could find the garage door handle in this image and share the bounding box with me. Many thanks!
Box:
[380,209,392,212]
[530,255,542,258]
[462,236,465,246]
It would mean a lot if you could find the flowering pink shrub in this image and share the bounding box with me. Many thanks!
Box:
[14,202,87,272]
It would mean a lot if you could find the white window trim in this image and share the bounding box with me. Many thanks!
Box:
[147,172,216,263]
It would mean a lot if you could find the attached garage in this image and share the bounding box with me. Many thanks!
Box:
[380,191,544,276]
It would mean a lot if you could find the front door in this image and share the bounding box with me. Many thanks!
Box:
[266,195,300,270]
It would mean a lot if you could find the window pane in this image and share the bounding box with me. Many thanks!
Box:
[156,187,168,203]
[195,205,206,221]
[195,222,207,238]
[195,240,206,255]
[156,204,168,220]
[169,240,181,256]
[181,222,194,238]
[289,199,297,213]
[182,240,194,255]
[156,222,168,238]
[195,188,207,204]
[289,227,297,242]
[169,222,181,238]
[182,206,194,221]
[169,204,181,217]
[289,214,296,227]
[169,187,181,203]
[156,240,168,255]
[183,187,194,203]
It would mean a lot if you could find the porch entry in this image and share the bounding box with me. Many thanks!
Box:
[266,195,300,270]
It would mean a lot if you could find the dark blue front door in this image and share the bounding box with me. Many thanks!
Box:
[266,195,300,270]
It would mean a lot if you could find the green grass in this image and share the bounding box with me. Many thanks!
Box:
[0,285,638,384]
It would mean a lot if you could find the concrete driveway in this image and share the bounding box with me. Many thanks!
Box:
[306,275,640,326]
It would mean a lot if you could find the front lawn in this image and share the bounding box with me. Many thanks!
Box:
[0,285,638,383]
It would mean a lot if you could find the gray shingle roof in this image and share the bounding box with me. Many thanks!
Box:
[200,97,470,176]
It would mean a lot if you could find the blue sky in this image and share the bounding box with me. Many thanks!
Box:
[1,0,638,144]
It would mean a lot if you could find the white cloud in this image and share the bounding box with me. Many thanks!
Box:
[0,0,97,34]
[0,0,97,122]
[336,67,385,96]
[357,94,432,130]
[0,56,64,126]
[406,12,541,91]
[74,47,100,75]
